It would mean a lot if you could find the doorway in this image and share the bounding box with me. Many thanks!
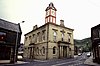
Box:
[63,46,67,57]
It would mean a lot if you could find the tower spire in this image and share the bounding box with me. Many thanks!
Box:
[45,3,57,24]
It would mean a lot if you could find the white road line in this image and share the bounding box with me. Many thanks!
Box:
[34,60,47,62]
[51,58,83,66]
[67,61,83,66]
[68,65,74,66]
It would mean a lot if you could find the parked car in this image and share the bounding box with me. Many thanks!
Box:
[86,52,91,57]
[17,55,23,60]
[78,53,82,56]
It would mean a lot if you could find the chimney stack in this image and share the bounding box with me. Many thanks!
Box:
[33,25,38,30]
[60,20,64,26]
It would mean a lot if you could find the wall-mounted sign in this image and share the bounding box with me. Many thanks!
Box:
[0,32,6,42]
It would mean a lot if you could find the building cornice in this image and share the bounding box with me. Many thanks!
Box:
[25,22,74,36]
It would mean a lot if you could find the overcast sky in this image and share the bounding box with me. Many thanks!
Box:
[0,0,100,43]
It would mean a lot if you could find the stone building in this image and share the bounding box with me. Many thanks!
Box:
[91,24,100,63]
[24,3,74,60]
[0,18,22,63]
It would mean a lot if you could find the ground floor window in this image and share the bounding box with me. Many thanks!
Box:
[53,46,56,54]
[0,46,11,60]
[37,47,39,55]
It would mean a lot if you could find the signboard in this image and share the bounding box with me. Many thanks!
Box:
[0,32,6,42]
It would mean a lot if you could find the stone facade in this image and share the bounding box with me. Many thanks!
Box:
[91,24,100,63]
[24,3,74,60]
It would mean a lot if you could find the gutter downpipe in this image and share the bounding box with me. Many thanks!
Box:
[46,23,49,60]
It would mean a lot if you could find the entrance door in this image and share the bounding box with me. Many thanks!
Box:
[29,47,34,59]
[63,46,67,57]
[0,45,11,60]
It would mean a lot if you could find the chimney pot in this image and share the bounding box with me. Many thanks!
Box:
[60,20,64,26]
[33,25,38,30]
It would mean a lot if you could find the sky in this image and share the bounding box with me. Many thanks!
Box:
[0,0,100,43]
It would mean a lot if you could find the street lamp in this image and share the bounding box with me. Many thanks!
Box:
[14,21,25,63]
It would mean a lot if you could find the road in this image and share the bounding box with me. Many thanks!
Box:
[2,53,89,66]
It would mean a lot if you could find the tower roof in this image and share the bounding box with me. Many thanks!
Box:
[45,2,57,11]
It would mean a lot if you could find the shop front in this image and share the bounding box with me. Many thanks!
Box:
[0,18,22,63]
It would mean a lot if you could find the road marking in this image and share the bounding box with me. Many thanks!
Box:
[51,58,83,66]
[34,60,47,62]
[68,65,74,66]
[52,60,77,66]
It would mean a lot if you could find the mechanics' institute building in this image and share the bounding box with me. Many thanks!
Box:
[24,3,74,60]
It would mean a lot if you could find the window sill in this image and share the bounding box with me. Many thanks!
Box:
[53,54,57,56]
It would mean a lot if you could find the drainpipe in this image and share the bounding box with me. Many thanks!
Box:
[46,23,49,60]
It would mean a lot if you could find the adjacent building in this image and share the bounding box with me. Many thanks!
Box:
[24,3,74,60]
[74,46,78,55]
[0,19,22,63]
[91,24,100,63]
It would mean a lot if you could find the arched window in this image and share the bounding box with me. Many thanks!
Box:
[37,32,40,42]
[29,36,32,43]
[69,48,71,51]
[53,31,57,41]
[68,33,71,43]
[42,47,45,54]
[32,34,35,42]
[61,32,64,41]
[53,46,56,54]
[42,30,45,41]
[37,47,39,55]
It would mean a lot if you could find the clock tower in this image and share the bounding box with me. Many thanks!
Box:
[45,2,57,24]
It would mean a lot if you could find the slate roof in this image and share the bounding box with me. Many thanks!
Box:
[0,18,21,33]
[91,24,100,29]
[45,2,57,11]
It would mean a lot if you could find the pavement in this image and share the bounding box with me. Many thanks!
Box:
[0,60,29,66]
[84,55,100,66]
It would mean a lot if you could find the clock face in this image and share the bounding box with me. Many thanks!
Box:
[52,10,55,16]
[47,10,49,16]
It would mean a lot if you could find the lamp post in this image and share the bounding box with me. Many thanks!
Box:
[14,21,25,63]
[86,42,89,51]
